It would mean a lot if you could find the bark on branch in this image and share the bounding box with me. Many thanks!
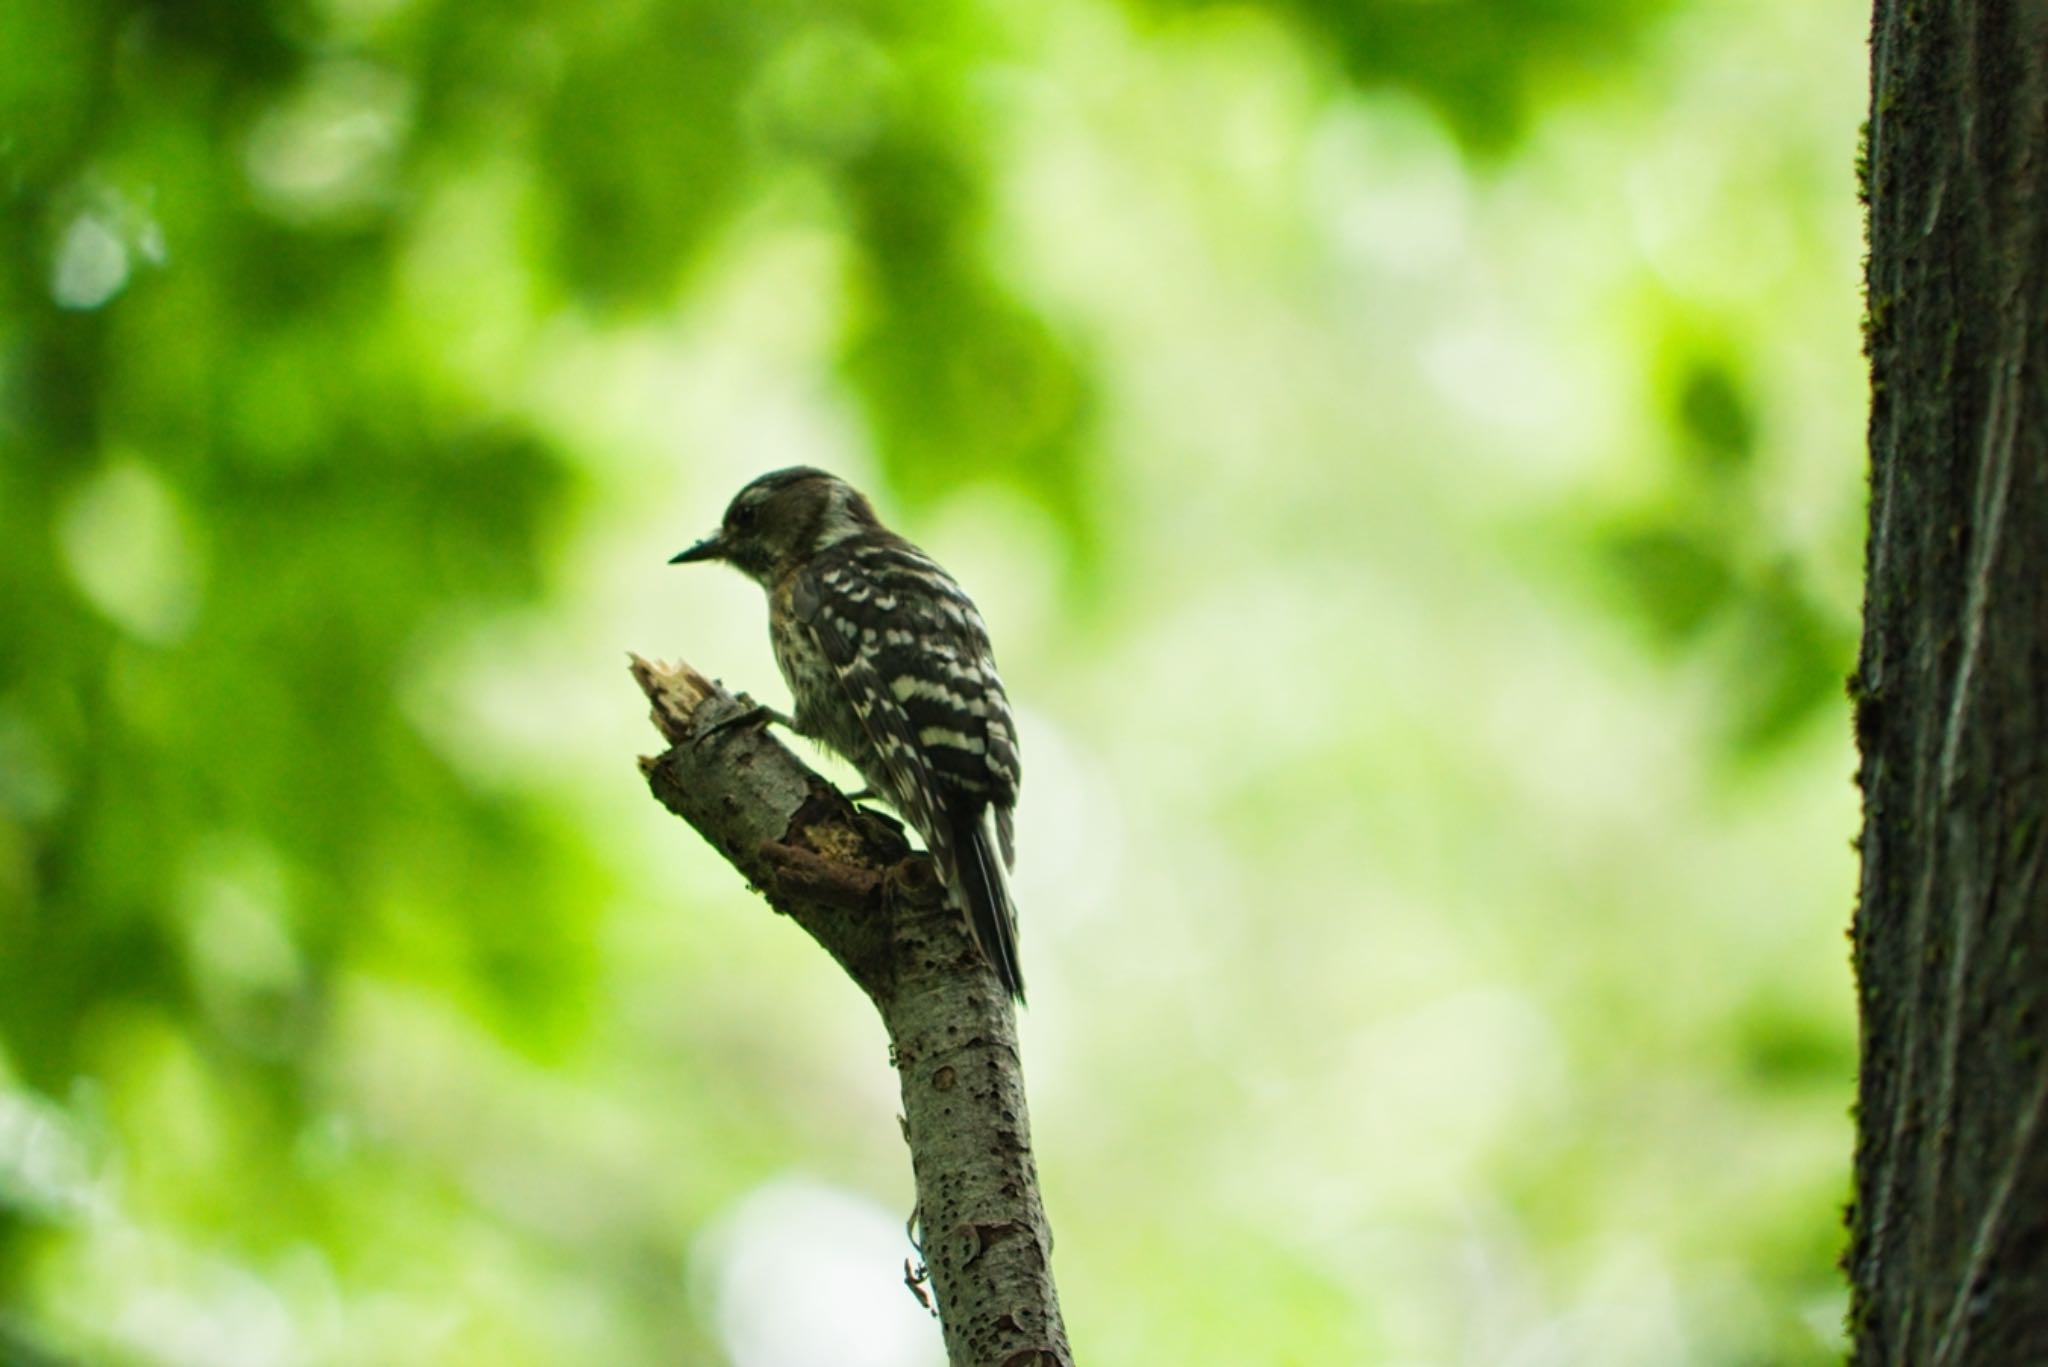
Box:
[630,655,1070,1367]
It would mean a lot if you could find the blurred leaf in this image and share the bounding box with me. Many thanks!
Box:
[0,1,103,189]
[838,126,1100,565]
[533,7,759,309]
[1595,518,1739,650]
[1720,567,1855,757]
[1672,351,1758,473]
[1734,985,1856,1092]
[1137,0,1680,151]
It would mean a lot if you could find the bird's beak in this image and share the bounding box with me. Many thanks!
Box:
[669,534,724,565]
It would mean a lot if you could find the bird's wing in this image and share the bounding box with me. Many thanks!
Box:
[792,542,1019,811]
[791,543,1024,987]
[790,561,941,842]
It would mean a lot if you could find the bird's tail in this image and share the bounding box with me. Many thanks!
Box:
[948,806,1025,1004]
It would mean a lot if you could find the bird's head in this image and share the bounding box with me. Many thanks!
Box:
[670,467,882,585]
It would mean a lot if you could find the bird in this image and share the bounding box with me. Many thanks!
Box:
[670,467,1025,1002]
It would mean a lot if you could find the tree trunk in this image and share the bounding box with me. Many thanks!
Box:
[1851,4,2048,1362]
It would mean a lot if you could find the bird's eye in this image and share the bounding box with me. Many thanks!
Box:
[731,504,757,532]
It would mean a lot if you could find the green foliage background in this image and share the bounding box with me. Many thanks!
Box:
[2,0,1863,1362]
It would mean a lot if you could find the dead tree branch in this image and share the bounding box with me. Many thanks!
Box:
[630,655,1070,1367]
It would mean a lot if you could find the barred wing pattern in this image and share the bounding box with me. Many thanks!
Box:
[789,535,1024,999]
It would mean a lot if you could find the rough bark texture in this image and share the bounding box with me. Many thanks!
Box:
[1852,4,2048,1362]
[630,657,1070,1367]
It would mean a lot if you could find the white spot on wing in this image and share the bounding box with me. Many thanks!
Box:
[890,676,963,705]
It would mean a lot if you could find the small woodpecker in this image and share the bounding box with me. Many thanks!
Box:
[671,467,1025,1002]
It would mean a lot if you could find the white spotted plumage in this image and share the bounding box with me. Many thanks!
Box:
[676,467,1026,1001]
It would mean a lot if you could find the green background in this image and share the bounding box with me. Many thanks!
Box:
[1,0,1864,1361]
